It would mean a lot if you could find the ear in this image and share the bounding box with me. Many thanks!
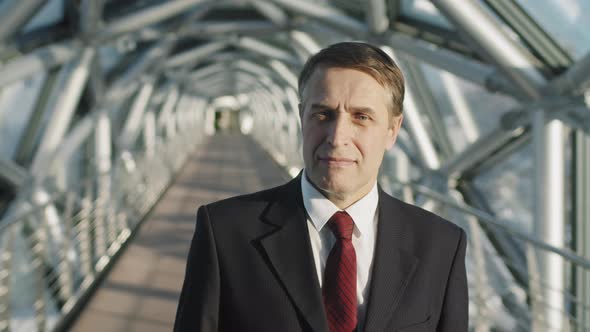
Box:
[386,114,403,150]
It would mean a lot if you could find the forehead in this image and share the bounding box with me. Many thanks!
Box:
[302,67,388,105]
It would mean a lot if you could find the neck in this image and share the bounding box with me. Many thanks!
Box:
[307,176,375,210]
[324,194,360,210]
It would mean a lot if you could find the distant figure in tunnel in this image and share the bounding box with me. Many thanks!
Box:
[174,42,468,332]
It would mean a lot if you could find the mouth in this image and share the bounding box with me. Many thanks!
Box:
[317,156,356,167]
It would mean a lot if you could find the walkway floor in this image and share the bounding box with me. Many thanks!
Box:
[68,133,290,332]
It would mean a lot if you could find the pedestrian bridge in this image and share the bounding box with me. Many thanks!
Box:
[68,133,290,331]
[0,1,589,331]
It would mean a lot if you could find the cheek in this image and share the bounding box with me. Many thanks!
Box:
[303,125,323,143]
[358,134,388,161]
[302,128,320,155]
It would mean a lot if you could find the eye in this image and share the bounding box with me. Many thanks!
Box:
[311,111,329,121]
[355,113,370,121]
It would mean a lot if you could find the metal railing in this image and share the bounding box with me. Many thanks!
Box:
[379,176,590,332]
[0,128,204,332]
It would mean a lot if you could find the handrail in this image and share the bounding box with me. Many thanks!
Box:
[390,178,590,270]
[0,132,200,332]
[0,164,123,232]
[0,143,183,231]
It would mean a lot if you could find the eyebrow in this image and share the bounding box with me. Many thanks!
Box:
[350,107,376,114]
[310,103,333,110]
[310,103,376,114]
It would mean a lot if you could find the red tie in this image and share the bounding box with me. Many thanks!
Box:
[323,211,357,332]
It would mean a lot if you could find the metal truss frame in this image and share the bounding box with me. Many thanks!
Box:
[0,0,589,331]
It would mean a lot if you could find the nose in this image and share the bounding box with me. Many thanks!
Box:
[326,113,352,147]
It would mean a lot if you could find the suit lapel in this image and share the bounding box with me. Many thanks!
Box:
[259,175,329,332]
[362,189,419,332]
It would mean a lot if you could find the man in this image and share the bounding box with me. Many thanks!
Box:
[174,42,468,331]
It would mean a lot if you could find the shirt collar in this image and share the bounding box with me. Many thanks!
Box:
[301,170,378,236]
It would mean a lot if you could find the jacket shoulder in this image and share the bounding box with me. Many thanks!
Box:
[209,181,285,205]
[200,180,293,221]
[381,190,464,238]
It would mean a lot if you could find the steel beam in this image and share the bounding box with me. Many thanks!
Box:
[386,49,440,169]
[439,71,480,143]
[0,0,47,43]
[174,63,226,83]
[574,131,590,327]
[233,36,300,66]
[268,60,298,89]
[206,50,267,64]
[483,0,572,71]
[268,0,368,36]
[0,40,81,87]
[87,55,106,106]
[250,0,289,27]
[94,109,111,188]
[400,56,455,159]
[433,0,544,99]
[548,51,590,95]
[232,59,294,90]
[440,124,525,179]
[0,159,27,189]
[235,71,268,92]
[289,30,321,57]
[235,59,274,78]
[365,0,389,34]
[164,41,228,69]
[143,107,156,158]
[80,0,104,38]
[157,85,180,130]
[50,114,95,187]
[118,81,155,150]
[30,48,94,177]
[101,0,210,39]
[105,37,175,103]
[181,21,279,38]
[94,107,111,261]
[189,73,231,96]
[383,33,521,98]
[402,86,441,170]
[532,112,566,330]
[13,71,55,167]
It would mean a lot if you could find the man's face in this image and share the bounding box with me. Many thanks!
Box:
[299,66,403,205]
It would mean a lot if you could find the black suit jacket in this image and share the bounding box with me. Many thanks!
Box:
[174,175,468,331]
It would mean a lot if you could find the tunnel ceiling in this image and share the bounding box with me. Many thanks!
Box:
[1,0,589,103]
[1,0,590,216]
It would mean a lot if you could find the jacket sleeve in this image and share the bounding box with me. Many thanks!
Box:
[174,205,220,332]
[437,228,468,331]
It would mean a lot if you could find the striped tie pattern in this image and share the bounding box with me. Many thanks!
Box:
[323,211,357,332]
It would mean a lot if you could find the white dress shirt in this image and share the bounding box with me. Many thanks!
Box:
[301,170,379,330]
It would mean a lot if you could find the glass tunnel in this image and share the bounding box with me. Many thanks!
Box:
[0,0,589,331]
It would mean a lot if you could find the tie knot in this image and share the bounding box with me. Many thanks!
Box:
[327,211,354,240]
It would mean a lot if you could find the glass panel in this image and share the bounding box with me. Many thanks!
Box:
[418,62,520,154]
[329,0,365,20]
[400,0,454,29]
[516,0,590,59]
[473,141,533,232]
[297,20,353,47]
[99,45,123,75]
[21,0,64,33]
[0,72,47,159]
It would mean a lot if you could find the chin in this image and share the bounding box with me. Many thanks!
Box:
[317,179,351,195]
